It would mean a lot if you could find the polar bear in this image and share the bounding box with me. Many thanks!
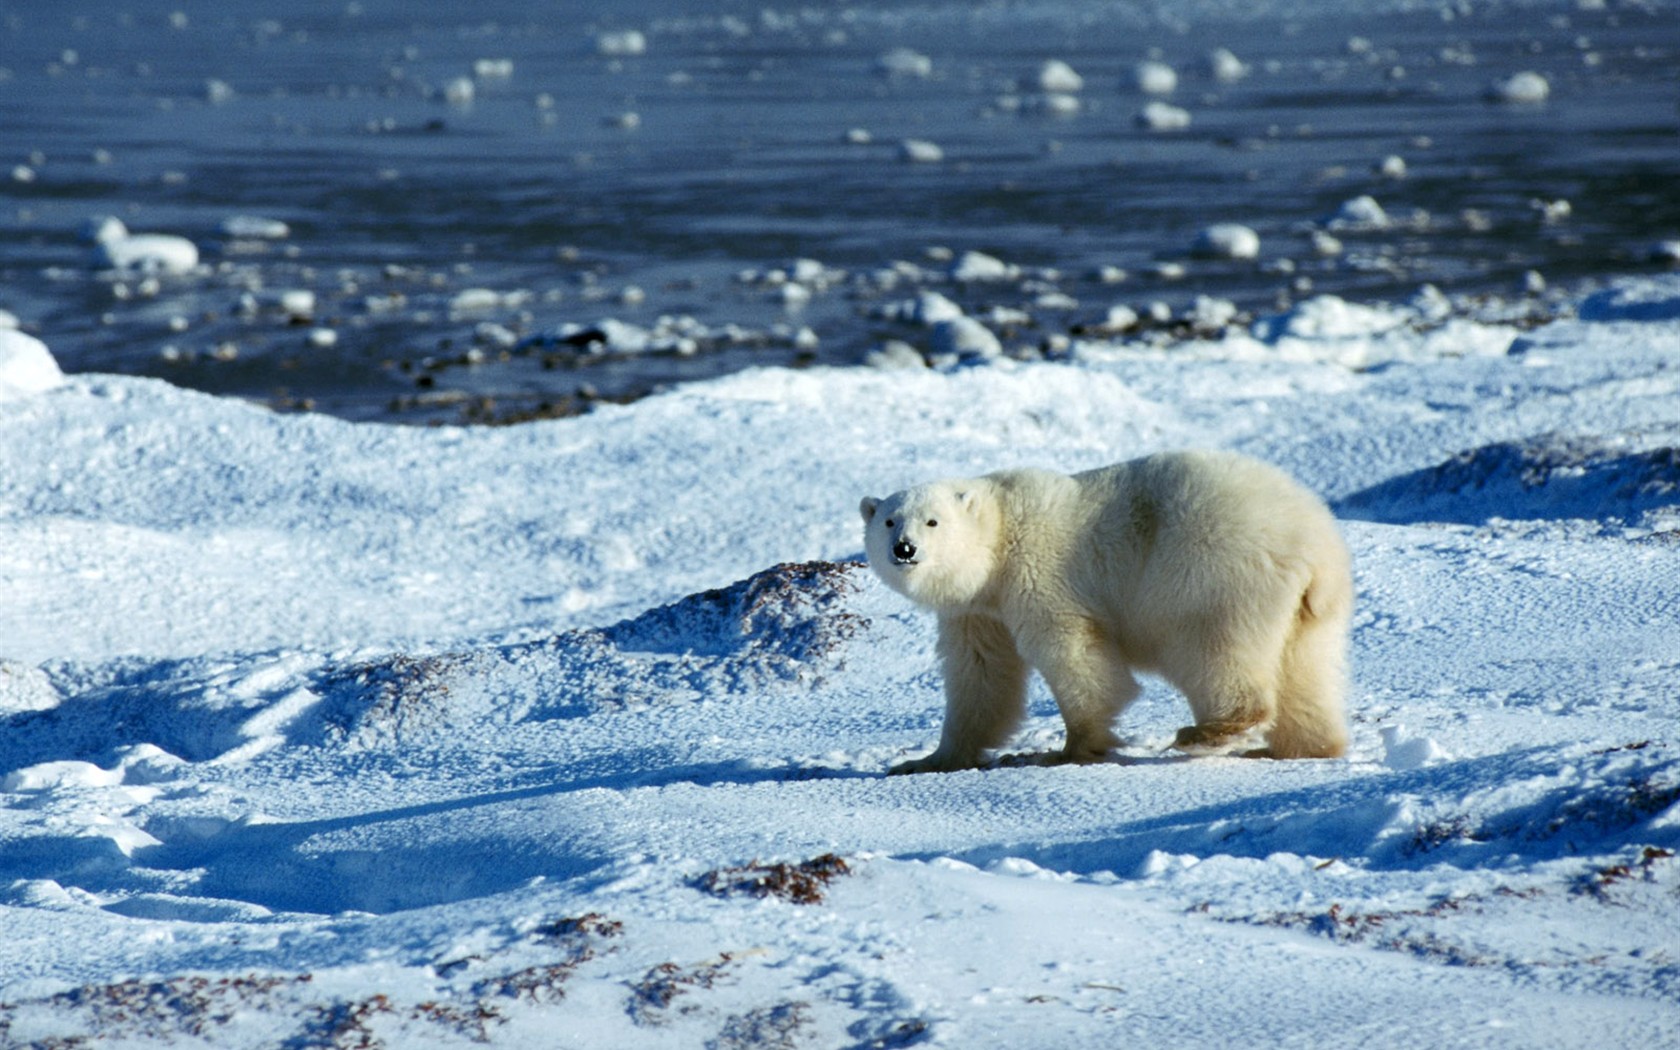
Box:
[859,450,1352,773]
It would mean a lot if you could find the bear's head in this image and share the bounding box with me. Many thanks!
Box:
[859,480,997,610]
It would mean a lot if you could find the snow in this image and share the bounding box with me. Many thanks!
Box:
[3,276,1680,1046]
[0,331,64,401]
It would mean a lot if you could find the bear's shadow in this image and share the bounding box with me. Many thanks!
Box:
[985,746,1195,770]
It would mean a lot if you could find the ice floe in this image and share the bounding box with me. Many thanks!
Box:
[84,217,200,276]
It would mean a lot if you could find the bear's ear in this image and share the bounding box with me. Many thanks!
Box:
[859,496,880,523]
[957,490,976,513]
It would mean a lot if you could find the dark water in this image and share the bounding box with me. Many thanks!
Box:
[2,0,1677,423]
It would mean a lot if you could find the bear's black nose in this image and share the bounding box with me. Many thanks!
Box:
[892,540,917,562]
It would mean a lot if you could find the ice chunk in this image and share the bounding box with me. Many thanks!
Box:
[1191,223,1261,260]
[1038,59,1083,94]
[596,29,647,57]
[1207,48,1248,83]
[865,340,926,370]
[912,290,963,325]
[1136,100,1191,130]
[899,138,944,163]
[949,250,1017,282]
[877,47,933,78]
[85,217,199,275]
[441,76,475,105]
[219,214,291,239]
[1135,60,1178,95]
[929,316,1002,359]
[1253,295,1408,342]
[1488,71,1549,104]
[1325,195,1390,230]
[0,329,65,401]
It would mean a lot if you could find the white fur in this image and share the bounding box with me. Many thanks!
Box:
[860,450,1353,772]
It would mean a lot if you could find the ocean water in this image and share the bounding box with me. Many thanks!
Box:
[2,0,1676,422]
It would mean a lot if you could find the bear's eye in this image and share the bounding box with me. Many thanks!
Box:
[884,518,895,529]
[926,519,938,527]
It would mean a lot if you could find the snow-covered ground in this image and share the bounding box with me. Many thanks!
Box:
[2,278,1679,1047]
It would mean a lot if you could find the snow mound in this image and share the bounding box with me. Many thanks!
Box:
[1576,279,1680,322]
[1253,295,1408,341]
[320,561,875,743]
[1244,294,1513,369]
[0,660,60,713]
[0,329,64,401]
[1337,433,1680,527]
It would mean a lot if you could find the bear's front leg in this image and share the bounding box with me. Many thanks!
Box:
[890,613,1027,774]
[1015,616,1138,764]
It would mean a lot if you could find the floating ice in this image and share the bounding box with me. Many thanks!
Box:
[1136,60,1178,95]
[1136,100,1191,130]
[441,76,475,105]
[877,47,933,78]
[1187,295,1240,331]
[928,315,1002,359]
[1038,59,1083,94]
[236,289,315,321]
[474,322,519,349]
[899,138,944,163]
[525,316,707,356]
[1035,92,1081,116]
[219,215,291,239]
[204,78,235,104]
[1532,198,1572,224]
[1489,70,1550,103]
[1096,304,1139,331]
[1207,48,1248,82]
[449,288,507,314]
[84,217,200,275]
[864,339,925,370]
[1376,154,1407,179]
[1325,194,1390,230]
[1252,294,1409,342]
[1191,223,1261,260]
[911,290,963,325]
[473,58,514,79]
[595,29,647,57]
[949,250,1017,282]
[788,258,832,285]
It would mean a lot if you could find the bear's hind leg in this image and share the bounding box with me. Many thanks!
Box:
[890,613,1028,774]
[1164,634,1280,755]
[1260,588,1350,759]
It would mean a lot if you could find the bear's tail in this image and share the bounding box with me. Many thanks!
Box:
[1267,558,1352,759]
